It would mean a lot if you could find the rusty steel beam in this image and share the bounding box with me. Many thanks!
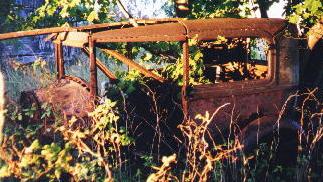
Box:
[75,19,180,31]
[182,40,189,118]
[89,36,98,97]
[57,40,65,79]
[0,27,75,41]
[0,19,181,41]
[82,47,117,81]
[101,49,165,82]
[96,60,117,81]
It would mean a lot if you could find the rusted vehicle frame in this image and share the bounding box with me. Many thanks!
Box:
[0,18,298,148]
[87,18,289,118]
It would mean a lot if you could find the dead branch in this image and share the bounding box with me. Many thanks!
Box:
[115,0,139,27]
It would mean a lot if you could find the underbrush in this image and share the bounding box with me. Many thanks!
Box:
[0,57,322,181]
[0,99,132,181]
[0,87,322,181]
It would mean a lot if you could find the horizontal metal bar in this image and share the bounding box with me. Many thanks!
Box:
[0,27,76,41]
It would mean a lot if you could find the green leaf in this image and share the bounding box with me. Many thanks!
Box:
[54,169,62,179]
[310,0,322,13]
[143,52,153,61]
[193,51,203,61]
[17,113,23,121]
[30,139,41,150]
[0,165,10,178]
[288,15,300,24]
[87,11,98,22]
[20,155,31,168]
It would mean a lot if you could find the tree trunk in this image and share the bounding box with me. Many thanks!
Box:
[258,2,269,18]
[115,0,138,27]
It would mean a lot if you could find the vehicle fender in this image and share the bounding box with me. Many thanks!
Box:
[239,115,301,152]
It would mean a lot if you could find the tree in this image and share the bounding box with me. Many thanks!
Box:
[0,0,19,33]
[24,0,115,29]
[0,0,11,29]
[287,0,322,33]
[187,0,243,18]
[256,0,280,18]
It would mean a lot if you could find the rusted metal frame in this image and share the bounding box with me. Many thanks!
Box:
[0,23,126,41]
[0,18,286,42]
[257,36,277,86]
[267,44,278,85]
[45,33,58,41]
[100,49,165,83]
[95,36,186,43]
[54,43,59,79]
[0,27,75,41]
[182,40,190,118]
[89,36,98,98]
[63,75,90,91]
[82,47,117,81]
[76,19,180,31]
[192,36,278,100]
[57,40,65,79]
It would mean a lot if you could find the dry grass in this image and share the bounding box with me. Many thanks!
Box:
[145,88,322,182]
[0,71,5,144]
[178,103,242,181]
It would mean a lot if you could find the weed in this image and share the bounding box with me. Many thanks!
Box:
[0,98,133,181]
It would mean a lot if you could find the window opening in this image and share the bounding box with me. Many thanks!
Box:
[199,37,269,83]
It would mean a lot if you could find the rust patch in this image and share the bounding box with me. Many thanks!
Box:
[34,78,94,118]
[189,88,289,131]
[92,18,288,43]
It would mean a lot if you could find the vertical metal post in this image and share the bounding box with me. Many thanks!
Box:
[54,43,59,79]
[89,35,98,97]
[182,40,189,119]
[57,40,65,79]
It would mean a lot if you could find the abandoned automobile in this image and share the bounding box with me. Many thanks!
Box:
[0,18,310,150]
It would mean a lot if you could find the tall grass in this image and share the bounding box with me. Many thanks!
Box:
[0,51,322,181]
[147,89,322,181]
[0,71,5,144]
[0,49,127,101]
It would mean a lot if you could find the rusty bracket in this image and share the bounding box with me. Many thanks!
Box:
[101,49,165,83]
[44,33,58,42]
